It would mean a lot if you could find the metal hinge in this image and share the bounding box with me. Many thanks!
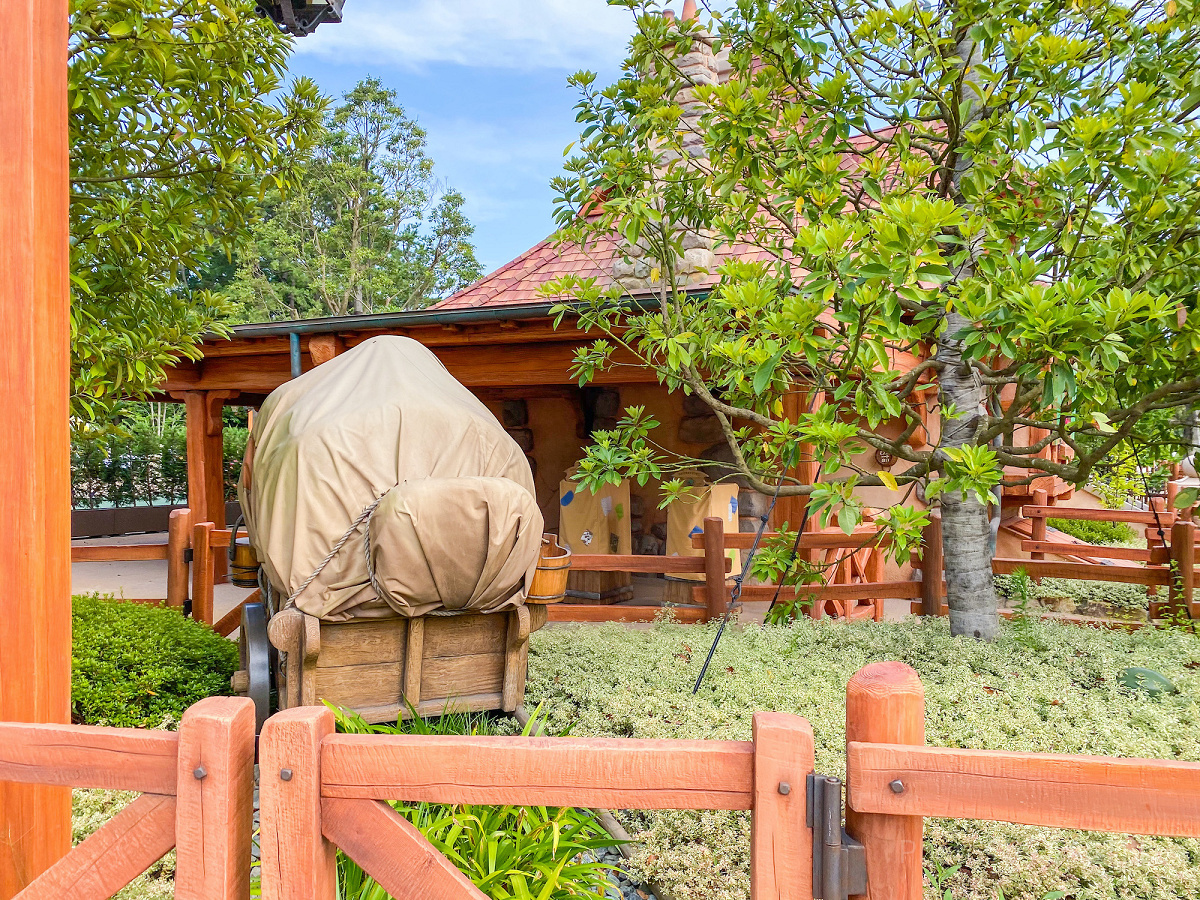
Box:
[807,773,867,900]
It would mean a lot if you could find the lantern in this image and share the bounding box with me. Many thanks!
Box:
[256,0,345,35]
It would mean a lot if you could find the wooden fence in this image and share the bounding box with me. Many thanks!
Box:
[0,696,255,899]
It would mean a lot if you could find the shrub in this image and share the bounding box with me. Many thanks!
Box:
[523,617,1200,900]
[1046,517,1136,546]
[72,595,239,728]
[325,705,618,900]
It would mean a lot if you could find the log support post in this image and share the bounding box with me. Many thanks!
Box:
[918,511,943,617]
[845,662,926,900]
[1028,489,1048,561]
[259,705,337,900]
[703,516,726,622]
[167,507,194,609]
[175,390,237,582]
[0,0,72,892]
[192,521,216,626]
[750,712,815,900]
[1168,519,1196,621]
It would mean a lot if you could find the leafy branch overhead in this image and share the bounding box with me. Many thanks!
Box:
[70,0,327,420]
[544,0,1200,638]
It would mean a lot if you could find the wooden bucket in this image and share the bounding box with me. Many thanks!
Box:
[527,534,572,602]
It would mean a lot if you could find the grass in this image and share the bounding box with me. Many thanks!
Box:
[522,616,1200,900]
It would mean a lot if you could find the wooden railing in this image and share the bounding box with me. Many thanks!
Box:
[257,704,815,900]
[843,662,1200,900]
[69,507,242,633]
[0,696,255,899]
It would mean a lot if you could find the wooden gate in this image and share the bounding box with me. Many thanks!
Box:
[257,706,816,900]
[0,696,255,899]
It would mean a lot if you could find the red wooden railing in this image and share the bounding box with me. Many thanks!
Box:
[0,697,255,899]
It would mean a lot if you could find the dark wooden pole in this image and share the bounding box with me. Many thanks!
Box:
[0,0,72,893]
[702,516,726,622]
[919,510,943,617]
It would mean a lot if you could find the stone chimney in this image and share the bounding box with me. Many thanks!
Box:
[612,3,723,293]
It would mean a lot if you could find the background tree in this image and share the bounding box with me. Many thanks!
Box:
[223,77,483,320]
[547,0,1200,638]
[70,0,325,419]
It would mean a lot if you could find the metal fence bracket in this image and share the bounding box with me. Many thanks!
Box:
[807,773,867,900]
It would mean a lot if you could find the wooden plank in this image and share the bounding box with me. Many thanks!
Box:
[545,604,708,624]
[703,517,727,622]
[403,617,423,707]
[846,742,1200,838]
[697,581,923,605]
[70,544,169,562]
[259,706,338,900]
[845,662,925,900]
[919,511,944,616]
[501,606,530,712]
[174,697,257,900]
[314,662,402,711]
[316,620,408,668]
[12,793,176,900]
[570,554,722,574]
[322,797,487,900]
[689,529,886,551]
[209,528,232,549]
[192,521,216,625]
[749,712,814,900]
[991,557,1169,586]
[0,0,73,886]
[1021,505,1174,526]
[422,614,502,659]
[421,653,505,699]
[0,722,178,794]
[1020,541,1155,562]
[167,508,193,608]
[321,735,755,809]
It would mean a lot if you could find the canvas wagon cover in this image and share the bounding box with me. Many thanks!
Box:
[240,335,543,621]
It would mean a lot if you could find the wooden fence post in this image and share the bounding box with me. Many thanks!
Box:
[919,511,943,617]
[1028,489,1048,561]
[1168,519,1196,620]
[174,696,256,900]
[259,705,337,900]
[167,508,193,609]
[192,521,215,626]
[703,516,726,622]
[750,712,814,900]
[845,662,925,900]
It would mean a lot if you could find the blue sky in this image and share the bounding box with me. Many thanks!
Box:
[287,0,639,274]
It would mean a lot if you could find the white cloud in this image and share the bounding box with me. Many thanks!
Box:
[296,0,636,71]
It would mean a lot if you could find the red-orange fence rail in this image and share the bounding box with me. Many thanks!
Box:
[257,705,816,900]
[843,662,1200,900]
[0,697,255,899]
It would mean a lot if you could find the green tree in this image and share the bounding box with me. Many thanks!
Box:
[70,0,326,419]
[548,1,1200,638]
[224,77,483,320]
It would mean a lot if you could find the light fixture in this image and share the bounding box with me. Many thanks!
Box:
[256,0,345,36]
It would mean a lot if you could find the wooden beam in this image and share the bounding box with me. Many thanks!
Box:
[320,734,755,809]
[569,554,726,574]
[70,544,169,562]
[846,742,1200,838]
[0,0,73,891]
[688,529,887,551]
[1019,541,1157,563]
[545,604,707,624]
[12,793,176,900]
[1021,505,1174,526]
[0,722,178,794]
[322,798,487,900]
[991,557,1169,586]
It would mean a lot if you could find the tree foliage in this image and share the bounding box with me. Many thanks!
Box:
[70,0,325,420]
[222,77,483,320]
[547,0,1200,637]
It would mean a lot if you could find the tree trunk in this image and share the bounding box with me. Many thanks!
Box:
[936,310,1000,639]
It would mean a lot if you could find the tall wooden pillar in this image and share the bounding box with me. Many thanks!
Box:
[177,390,236,579]
[773,388,823,534]
[0,1,73,893]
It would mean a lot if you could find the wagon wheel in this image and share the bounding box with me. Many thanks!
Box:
[232,600,272,733]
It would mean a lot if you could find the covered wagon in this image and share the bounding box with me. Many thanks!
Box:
[232,336,568,727]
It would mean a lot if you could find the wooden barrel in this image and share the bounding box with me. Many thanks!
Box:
[527,534,571,602]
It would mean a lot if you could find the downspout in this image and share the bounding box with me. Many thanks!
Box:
[289,332,302,378]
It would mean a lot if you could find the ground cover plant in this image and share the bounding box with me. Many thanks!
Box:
[72,594,238,727]
[524,617,1200,900]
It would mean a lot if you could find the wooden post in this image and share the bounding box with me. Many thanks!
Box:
[750,712,815,900]
[703,516,726,622]
[1168,520,1196,620]
[192,522,215,626]
[1028,489,1048,561]
[167,507,194,608]
[174,697,257,900]
[178,390,234,580]
[259,706,337,900]
[845,662,926,900]
[919,511,943,617]
[0,0,73,893]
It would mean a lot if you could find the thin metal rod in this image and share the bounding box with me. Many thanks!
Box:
[289,332,302,378]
